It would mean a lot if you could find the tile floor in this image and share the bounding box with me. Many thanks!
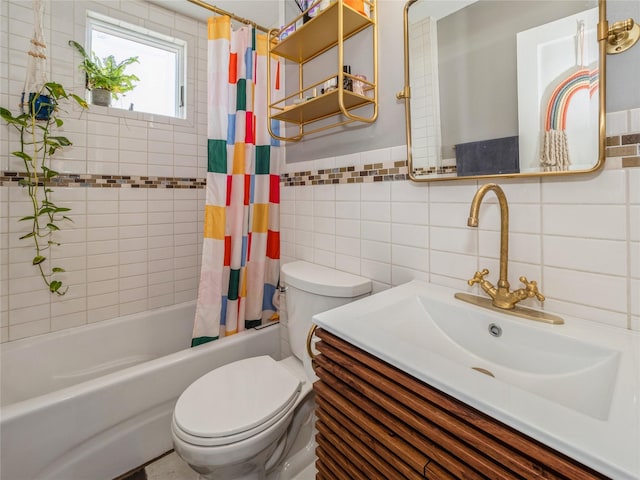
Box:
[122,451,316,480]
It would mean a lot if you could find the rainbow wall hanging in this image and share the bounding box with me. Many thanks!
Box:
[539,67,599,171]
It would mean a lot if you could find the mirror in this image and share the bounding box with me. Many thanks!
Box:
[401,0,606,181]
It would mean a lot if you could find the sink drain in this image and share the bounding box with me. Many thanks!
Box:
[472,367,495,378]
[488,323,502,337]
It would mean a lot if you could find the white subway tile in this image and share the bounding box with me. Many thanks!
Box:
[430,226,476,255]
[631,279,640,316]
[429,181,478,203]
[313,249,335,268]
[430,251,477,281]
[314,200,335,218]
[542,170,625,204]
[86,288,120,310]
[544,236,627,276]
[630,108,640,133]
[361,239,391,263]
[429,203,468,228]
[8,303,50,326]
[630,169,640,204]
[391,266,428,286]
[392,244,428,271]
[313,185,335,201]
[335,183,360,201]
[51,311,87,332]
[543,267,626,313]
[361,220,390,243]
[361,182,390,202]
[87,265,119,283]
[9,319,50,341]
[361,202,390,222]
[335,201,360,220]
[543,298,628,329]
[391,181,428,202]
[392,223,428,248]
[88,305,120,324]
[313,217,335,235]
[360,259,391,285]
[631,242,640,279]
[478,231,541,265]
[543,205,626,240]
[335,254,361,275]
[391,201,429,226]
[336,236,360,256]
[630,206,640,242]
[606,111,628,135]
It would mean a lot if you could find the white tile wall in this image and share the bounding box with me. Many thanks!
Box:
[1,0,207,342]
[281,119,640,331]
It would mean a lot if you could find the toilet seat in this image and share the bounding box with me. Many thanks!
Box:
[173,356,301,447]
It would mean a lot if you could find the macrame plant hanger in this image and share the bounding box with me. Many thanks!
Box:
[21,0,52,120]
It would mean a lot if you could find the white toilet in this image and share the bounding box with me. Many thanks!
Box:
[171,261,371,480]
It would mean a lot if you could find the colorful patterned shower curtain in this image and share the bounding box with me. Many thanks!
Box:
[192,16,282,346]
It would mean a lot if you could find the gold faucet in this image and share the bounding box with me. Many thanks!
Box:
[465,183,545,310]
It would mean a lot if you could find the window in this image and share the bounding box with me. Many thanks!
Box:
[87,12,187,118]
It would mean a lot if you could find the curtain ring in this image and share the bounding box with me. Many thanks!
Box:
[306,324,318,360]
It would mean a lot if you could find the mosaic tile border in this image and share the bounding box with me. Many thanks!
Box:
[282,133,640,186]
[1,134,637,189]
[0,172,206,189]
[606,133,640,168]
[281,160,409,187]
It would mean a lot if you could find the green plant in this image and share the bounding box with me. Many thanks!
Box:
[68,40,139,99]
[1,82,87,295]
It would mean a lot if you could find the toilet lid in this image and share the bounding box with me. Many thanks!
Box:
[173,356,301,439]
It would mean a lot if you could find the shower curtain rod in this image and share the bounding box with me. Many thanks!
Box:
[186,0,271,33]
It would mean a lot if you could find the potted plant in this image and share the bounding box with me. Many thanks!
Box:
[1,82,88,295]
[68,40,139,107]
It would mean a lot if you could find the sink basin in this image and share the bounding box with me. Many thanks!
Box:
[313,279,639,480]
[314,281,620,420]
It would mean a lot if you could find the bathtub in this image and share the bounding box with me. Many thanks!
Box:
[0,302,281,480]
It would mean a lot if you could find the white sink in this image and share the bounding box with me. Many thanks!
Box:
[371,294,619,420]
[312,280,640,480]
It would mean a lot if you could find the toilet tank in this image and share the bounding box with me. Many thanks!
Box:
[280,261,371,364]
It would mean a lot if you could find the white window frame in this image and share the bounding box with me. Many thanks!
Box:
[86,11,187,119]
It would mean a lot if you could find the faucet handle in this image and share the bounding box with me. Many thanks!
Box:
[468,269,490,286]
[519,276,545,302]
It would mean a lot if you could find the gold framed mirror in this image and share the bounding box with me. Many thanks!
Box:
[400,0,608,182]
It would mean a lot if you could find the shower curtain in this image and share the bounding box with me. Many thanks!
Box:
[192,16,282,346]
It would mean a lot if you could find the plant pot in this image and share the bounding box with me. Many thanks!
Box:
[21,92,54,120]
[91,88,111,107]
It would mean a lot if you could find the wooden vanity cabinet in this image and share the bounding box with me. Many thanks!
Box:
[312,329,609,480]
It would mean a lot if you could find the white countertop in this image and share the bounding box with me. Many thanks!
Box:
[313,280,640,480]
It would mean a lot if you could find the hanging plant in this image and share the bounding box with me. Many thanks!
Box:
[1,82,87,295]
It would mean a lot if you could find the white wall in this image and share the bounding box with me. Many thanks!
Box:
[0,0,209,342]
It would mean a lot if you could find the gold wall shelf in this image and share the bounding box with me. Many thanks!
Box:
[267,0,378,142]
[271,2,374,63]
[272,89,373,124]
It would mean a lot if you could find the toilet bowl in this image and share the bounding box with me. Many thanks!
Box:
[171,261,371,480]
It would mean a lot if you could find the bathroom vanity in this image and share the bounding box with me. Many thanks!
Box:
[313,329,606,479]
[311,281,640,479]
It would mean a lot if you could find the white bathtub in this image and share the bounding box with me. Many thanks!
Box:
[0,302,281,480]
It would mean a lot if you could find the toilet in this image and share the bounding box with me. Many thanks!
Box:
[171,261,371,480]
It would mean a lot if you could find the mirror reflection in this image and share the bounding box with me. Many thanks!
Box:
[407,0,603,180]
